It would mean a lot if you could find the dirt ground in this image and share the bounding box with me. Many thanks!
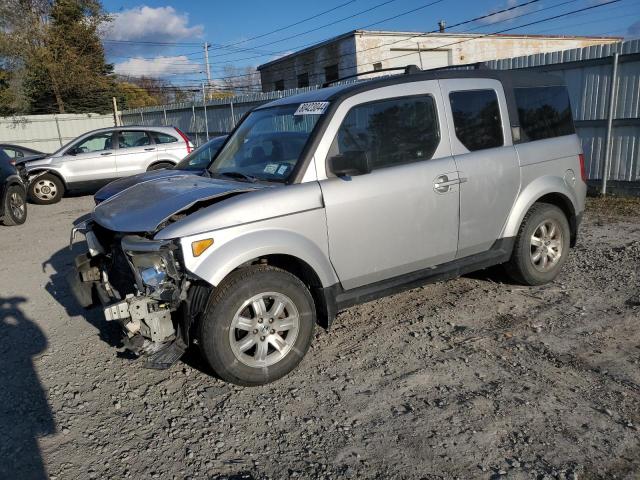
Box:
[0,195,638,480]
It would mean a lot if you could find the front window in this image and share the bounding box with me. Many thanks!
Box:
[72,132,114,154]
[209,104,324,183]
[175,136,226,171]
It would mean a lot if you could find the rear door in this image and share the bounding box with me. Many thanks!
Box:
[318,82,460,290]
[151,130,187,162]
[62,131,117,185]
[115,130,158,176]
[439,79,520,258]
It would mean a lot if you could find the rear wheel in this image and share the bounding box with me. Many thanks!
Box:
[29,173,64,204]
[2,185,27,226]
[199,265,315,386]
[505,203,570,285]
[147,162,174,171]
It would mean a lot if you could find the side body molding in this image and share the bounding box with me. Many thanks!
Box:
[501,173,580,239]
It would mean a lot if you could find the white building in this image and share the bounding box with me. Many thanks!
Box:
[257,29,620,92]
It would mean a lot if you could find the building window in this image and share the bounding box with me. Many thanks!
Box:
[324,64,339,83]
[449,90,503,152]
[274,79,285,91]
[297,72,309,88]
[373,62,383,71]
[330,95,440,171]
[514,86,575,141]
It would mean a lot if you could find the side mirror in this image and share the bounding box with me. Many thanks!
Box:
[68,147,78,156]
[329,150,371,177]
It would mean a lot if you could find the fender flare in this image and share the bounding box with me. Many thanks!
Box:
[501,176,578,239]
[183,229,339,288]
[26,168,67,188]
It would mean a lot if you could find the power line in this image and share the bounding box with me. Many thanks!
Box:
[208,0,402,58]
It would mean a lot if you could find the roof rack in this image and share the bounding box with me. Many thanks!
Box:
[322,64,421,88]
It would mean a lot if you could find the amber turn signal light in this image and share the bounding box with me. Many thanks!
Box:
[191,238,214,257]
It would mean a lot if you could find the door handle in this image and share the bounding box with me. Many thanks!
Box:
[100,152,112,156]
[144,147,156,151]
[433,174,460,193]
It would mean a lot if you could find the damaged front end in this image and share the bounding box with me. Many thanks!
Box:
[68,220,192,369]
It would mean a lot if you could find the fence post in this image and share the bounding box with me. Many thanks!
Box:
[54,115,63,147]
[192,104,199,146]
[601,52,619,195]
[230,100,236,129]
[202,83,210,141]
[163,107,168,126]
[140,111,144,124]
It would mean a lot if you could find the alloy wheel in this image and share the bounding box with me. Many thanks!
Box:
[530,219,563,272]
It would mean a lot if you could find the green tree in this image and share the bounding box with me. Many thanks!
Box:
[0,0,115,114]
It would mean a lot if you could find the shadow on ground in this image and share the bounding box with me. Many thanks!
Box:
[42,240,121,349]
[0,296,54,480]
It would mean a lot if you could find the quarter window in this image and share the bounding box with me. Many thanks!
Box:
[449,90,503,151]
[515,86,575,141]
[330,95,440,171]
[118,131,151,149]
[152,132,178,144]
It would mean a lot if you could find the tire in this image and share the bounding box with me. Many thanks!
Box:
[199,265,316,386]
[2,185,27,226]
[147,162,174,171]
[505,203,571,286]
[29,173,65,205]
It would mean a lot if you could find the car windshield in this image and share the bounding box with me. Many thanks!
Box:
[174,136,227,171]
[208,104,324,183]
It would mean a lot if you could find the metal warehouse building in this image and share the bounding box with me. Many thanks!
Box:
[257,29,620,92]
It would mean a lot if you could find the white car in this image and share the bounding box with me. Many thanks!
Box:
[21,126,194,204]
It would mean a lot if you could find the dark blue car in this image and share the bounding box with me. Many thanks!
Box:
[94,135,228,204]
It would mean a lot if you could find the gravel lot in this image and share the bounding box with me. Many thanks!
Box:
[1,195,639,480]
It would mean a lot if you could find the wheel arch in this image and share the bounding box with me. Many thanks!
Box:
[28,168,68,188]
[147,160,176,171]
[502,177,579,247]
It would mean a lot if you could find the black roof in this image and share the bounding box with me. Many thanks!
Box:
[260,69,565,110]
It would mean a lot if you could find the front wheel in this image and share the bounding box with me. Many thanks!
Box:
[29,173,65,204]
[199,265,316,386]
[505,203,571,286]
[2,185,27,226]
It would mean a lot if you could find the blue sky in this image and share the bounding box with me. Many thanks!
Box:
[100,0,640,85]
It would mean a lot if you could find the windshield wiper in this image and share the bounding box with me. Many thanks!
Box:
[217,171,258,183]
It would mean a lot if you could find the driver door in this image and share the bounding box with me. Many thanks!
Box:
[63,131,117,185]
[318,84,460,290]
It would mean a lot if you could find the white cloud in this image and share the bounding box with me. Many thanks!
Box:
[114,55,203,78]
[478,0,538,25]
[105,6,204,43]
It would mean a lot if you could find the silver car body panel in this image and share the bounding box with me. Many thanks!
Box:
[93,176,266,232]
[24,126,190,186]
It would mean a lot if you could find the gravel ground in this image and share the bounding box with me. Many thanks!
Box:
[0,195,639,480]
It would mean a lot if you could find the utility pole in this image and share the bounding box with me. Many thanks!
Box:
[204,42,212,85]
[112,96,120,126]
[202,82,210,141]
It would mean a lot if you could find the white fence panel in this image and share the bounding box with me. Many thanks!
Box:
[0,113,114,153]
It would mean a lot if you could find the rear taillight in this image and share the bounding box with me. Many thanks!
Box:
[175,127,192,153]
[578,153,587,182]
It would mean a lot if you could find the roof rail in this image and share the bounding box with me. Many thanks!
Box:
[322,64,421,88]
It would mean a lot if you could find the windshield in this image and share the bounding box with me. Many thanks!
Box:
[209,104,324,182]
[174,136,227,171]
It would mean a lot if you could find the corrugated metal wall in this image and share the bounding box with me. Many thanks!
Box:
[0,113,114,153]
[120,40,640,186]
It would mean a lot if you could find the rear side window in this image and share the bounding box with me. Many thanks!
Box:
[152,132,179,144]
[118,131,151,149]
[449,90,503,151]
[330,95,440,170]
[515,86,575,141]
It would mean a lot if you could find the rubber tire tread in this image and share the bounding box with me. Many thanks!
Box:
[504,202,570,286]
[2,185,27,225]
[28,173,64,205]
[199,265,315,386]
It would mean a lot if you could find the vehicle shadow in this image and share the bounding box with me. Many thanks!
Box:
[0,296,55,479]
[42,241,122,349]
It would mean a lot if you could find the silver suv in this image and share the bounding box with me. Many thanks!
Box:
[23,126,193,204]
[69,70,586,386]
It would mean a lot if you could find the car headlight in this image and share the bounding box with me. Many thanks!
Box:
[130,253,170,288]
[139,265,167,287]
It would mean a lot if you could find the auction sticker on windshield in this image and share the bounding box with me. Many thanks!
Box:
[294,102,330,116]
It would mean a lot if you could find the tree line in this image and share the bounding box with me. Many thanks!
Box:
[0,0,202,116]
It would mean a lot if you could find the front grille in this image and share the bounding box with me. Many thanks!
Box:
[107,247,137,298]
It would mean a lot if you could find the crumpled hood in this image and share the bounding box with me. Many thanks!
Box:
[94,168,200,204]
[93,175,267,232]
